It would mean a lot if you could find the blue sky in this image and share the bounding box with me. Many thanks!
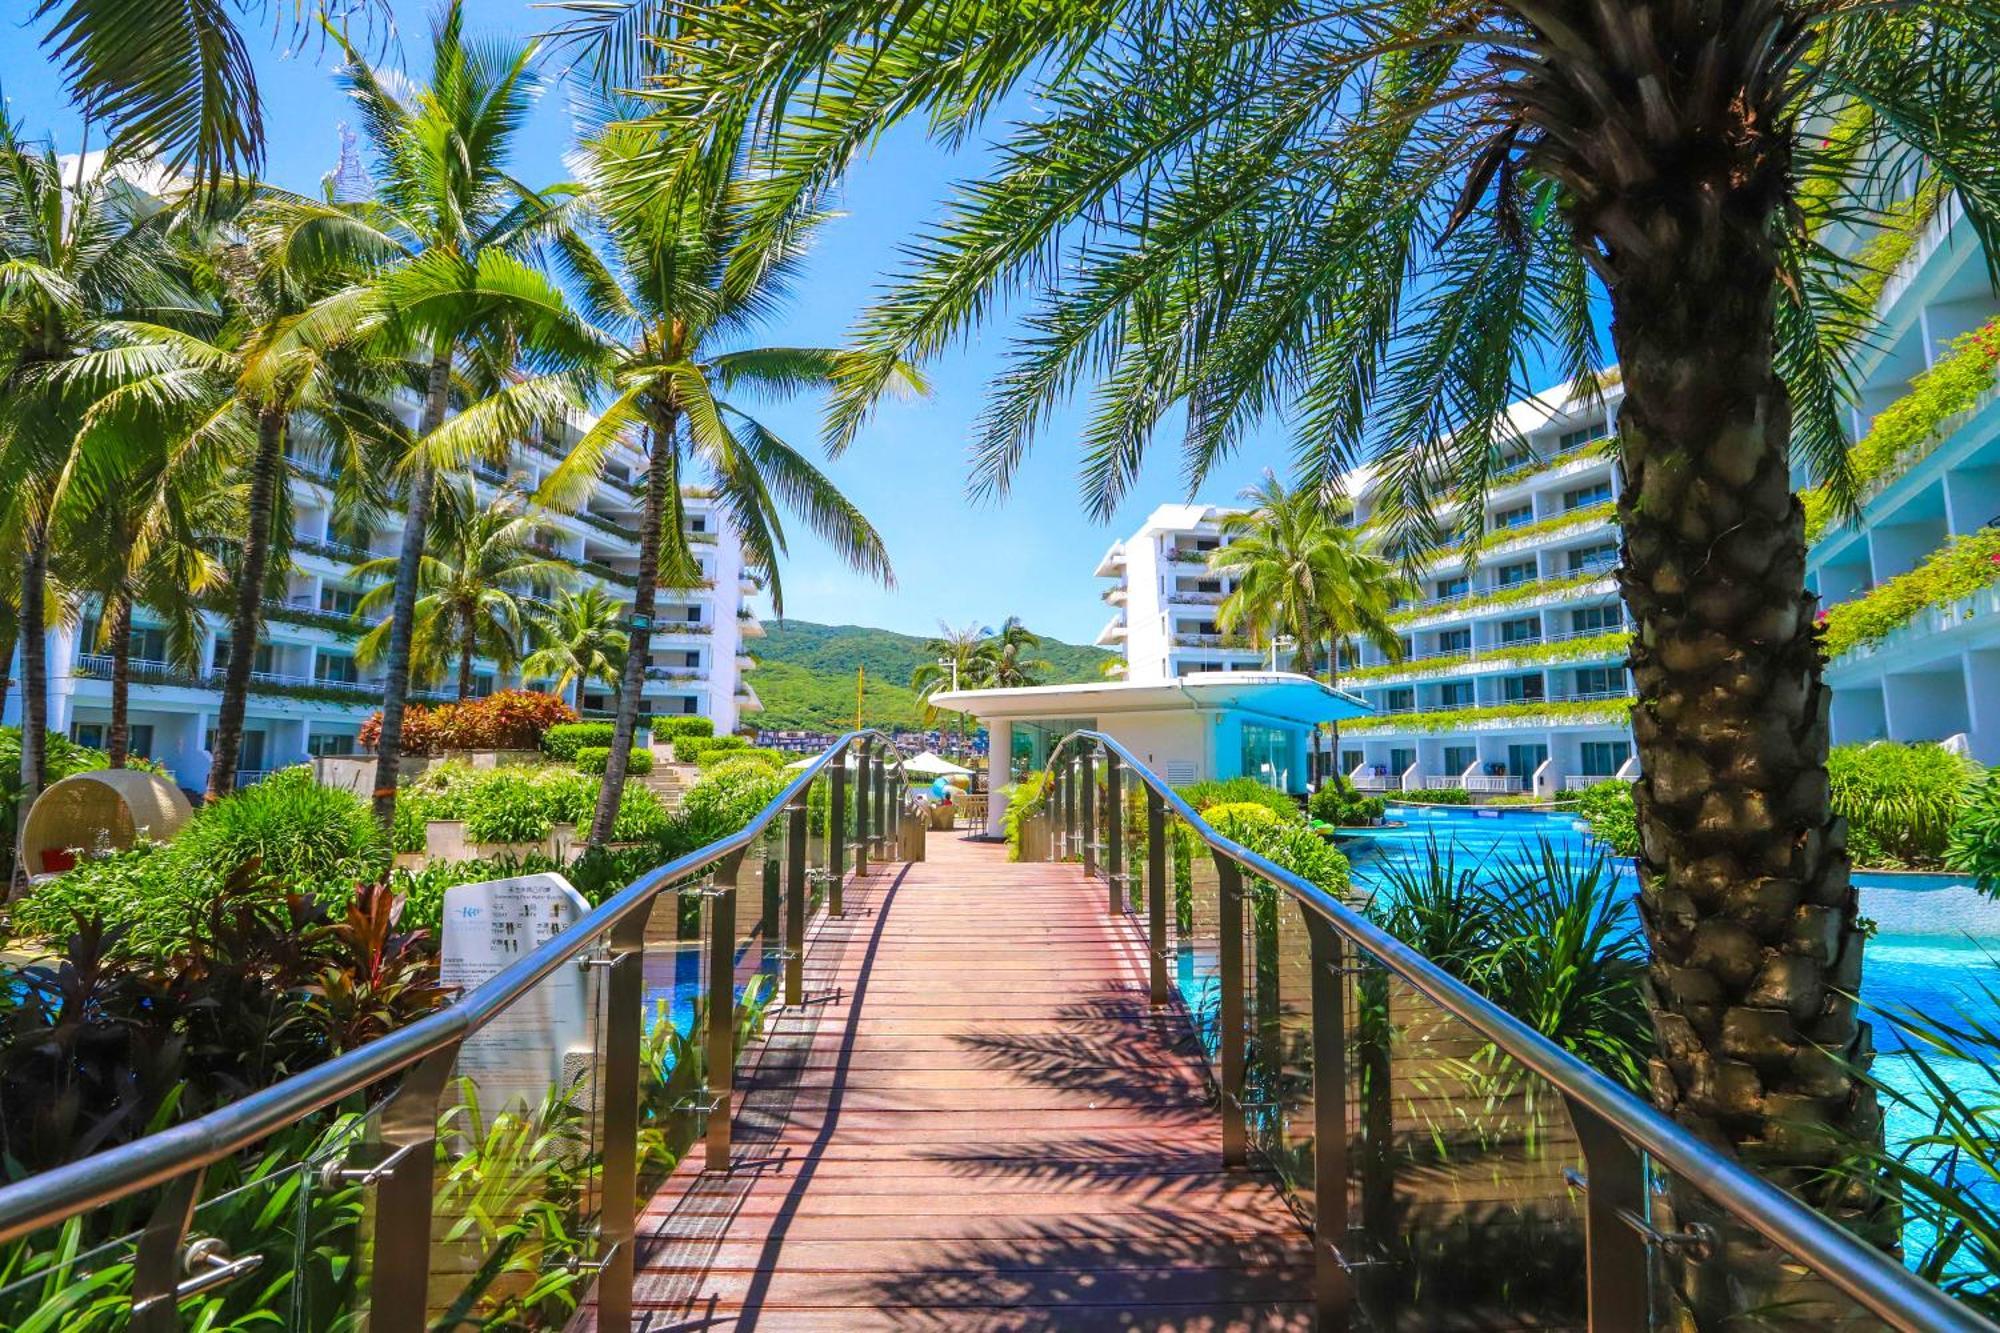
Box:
[1,1,1514,646]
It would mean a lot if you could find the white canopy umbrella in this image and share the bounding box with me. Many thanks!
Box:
[901,750,975,780]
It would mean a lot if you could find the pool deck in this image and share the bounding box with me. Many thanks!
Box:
[599,837,1314,1331]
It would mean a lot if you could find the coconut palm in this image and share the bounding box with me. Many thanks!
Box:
[660,1,2000,1226]
[536,100,902,848]
[274,2,602,824]
[911,621,988,753]
[0,118,181,801]
[522,586,629,704]
[355,482,570,702]
[978,616,1050,689]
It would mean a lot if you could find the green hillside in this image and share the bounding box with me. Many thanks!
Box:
[745,619,1114,731]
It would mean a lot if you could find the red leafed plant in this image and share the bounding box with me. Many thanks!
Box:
[359,691,578,756]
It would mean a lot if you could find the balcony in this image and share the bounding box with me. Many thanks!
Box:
[1167,587,1227,606]
[1465,774,1527,794]
[1172,633,1257,650]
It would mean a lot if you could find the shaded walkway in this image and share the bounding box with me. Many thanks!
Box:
[607,837,1313,1331]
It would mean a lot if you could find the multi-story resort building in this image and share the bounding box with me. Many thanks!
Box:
[1096,189,2000,791]
[6,424,763,793]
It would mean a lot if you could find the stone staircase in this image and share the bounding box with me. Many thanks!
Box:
[641,757,696,808]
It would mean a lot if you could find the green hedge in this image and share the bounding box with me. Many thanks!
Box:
[651,716,715,741]
[673,733,748,764]
[396,763,671,850]
[695,746,785,770]
[542,722,617,760]
[1820,527,2000,660]
[575,746,654,776]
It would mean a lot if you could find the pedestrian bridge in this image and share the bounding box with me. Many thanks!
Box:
[0,732,1981,1333]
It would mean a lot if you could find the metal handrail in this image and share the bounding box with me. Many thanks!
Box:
[0,729,911,1327]
[1038,728,1994,1333]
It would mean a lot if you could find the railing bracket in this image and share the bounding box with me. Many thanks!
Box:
[321,1141,420,1190]
[132,1237,263,1312]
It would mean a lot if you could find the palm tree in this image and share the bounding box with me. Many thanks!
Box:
[1210,472,1405,780]
[0,118,179,802]
[355,483,570,702]
[536,101,901,848]
[661,1,2000,1222]
[978,616,1050,689]
[912,621,988,754]
[522,586,629,705]
[280,3,602,824]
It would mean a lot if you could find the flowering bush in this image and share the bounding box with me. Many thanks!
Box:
[360,691,579,755]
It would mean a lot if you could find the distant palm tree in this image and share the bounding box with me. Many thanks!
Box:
[912,621,987,753]
[979,616,1050,689]
[1210,473,1405,780]
[537,98,901,848]
[523,586,629,704]
[356,483,571,702]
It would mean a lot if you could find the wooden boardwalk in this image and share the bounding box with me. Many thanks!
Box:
[608,836,1314,1331]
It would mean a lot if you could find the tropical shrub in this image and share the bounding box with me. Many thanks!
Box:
[1819,527,2000,660]
[1001,770,1050,861]
[1574,780,1640,858]
[1827,742,1979,868]
[175,767,388,889]
[1174,777,1301,823]
[1310,780,1385,826]
[542,721,617,761]
[1408,786,1472,805]
[359,691,579,755]
[651,715,715,741]
[1192,801,1350,895]
[575,746,654,776]
[674,733,749,764]
[1946,770,2000,898]
[695,745,784,770]
[680,759,789,845]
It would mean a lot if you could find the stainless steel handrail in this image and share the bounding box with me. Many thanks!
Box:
[0,729,910,1328]
[1039,728,1994,1333]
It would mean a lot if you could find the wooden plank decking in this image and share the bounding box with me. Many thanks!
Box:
[606,836,1313,1331]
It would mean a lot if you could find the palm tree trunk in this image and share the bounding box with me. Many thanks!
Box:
[208,405,285,801]
[589,414,674,848]
[106,587,133,767]
[1611,216,1883,1276]
[457,620,476,702]
[0,625,16,738]
[370,350,451,829]
[18,517,49,799]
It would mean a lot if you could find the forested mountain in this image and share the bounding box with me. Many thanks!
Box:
[746,620,1114,731]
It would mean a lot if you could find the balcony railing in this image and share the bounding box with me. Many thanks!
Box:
[1564,773,1628,791]
[1465,773,1527,793]
[1351,771,1403,791]
[1172,633,1257,650]
[1394,555,1621,617]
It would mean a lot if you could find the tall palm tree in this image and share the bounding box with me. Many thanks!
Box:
[978,616,1050,689]
[355,483,570,702]
[522,586,628,705]
[912,621,988,753]
[0,118,179,802]
[280,2,602,824]
[1210,472,1405,780]
[659,1,2000,1226]
[537,101,902,848]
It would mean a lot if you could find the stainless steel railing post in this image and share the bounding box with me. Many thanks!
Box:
[705,849,745,1172]
[130,1168,203,1333]
[1080,750,1097,881]
[853,745,872,877]
[1564,1095,1651,1331]
[1215,852,1247,1169]
[874,754,889,860]
[1303,913,1351,1332]
[1147,789,1169,1006]
[785,798,808,1007]
[1059,757,1075,858]
[1104,755,1123,914]
[829,759,848,915]
[595,901,652,1332]
[371,1043,460,1333]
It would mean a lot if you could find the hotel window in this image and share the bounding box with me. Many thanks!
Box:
[1341,750,1364,774]
[1442,745,1477,774]
[212,640,274,674]
[1384,687,1415,712]
[1572,605,1621,633]
[1437,628,1471,655]
[71,722,106,750]
[1569,542,1620,572]
[1580,740,1632,776]
[1573,666,1622,697]
[1562,481,1613,510]
[679,696,699,715]
[473,673,495,697]
[314,652,358,684]
[1495,561,1537,588]
[84,721,158,761]
[319,585,363,617]
[685,606,702,623]
[689,514,706,533]
[1435,575,1468,599]
[1389,748,1416,775]
[1239,722,1292,791]
[1438,682,1473,707]
[307,732,357,757]
[1502,673,1545,703]
[1560,421,1607,451]
[1499,617,1539,645]
[1491,503,1534,531]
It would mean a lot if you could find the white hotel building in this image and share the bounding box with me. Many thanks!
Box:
[3,423,764,794]
[1097,186,2000,792]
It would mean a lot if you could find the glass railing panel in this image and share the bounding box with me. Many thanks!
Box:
[0,1211,147,1328]
[1177,829,1224,1069]
[640,883,709,1176]
[1332,942,1589,1330]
